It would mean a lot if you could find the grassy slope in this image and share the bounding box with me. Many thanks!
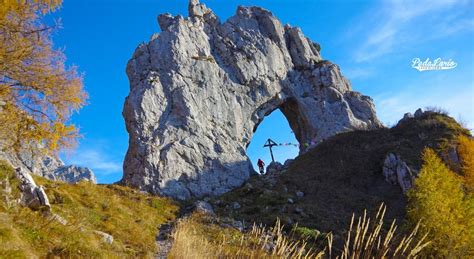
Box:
[0,161,179,258]
[215,112,470,236]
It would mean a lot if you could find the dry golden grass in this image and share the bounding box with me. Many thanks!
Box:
[169,204,428,258]
[0,160,179,258]
[335,204,429,259]
[169,213,319,258]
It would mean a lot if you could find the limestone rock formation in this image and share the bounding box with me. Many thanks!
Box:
[122,0,382,199]
[53,165,97,184]
[0,148,96,184]
[382,153,415,192]
[15,167,51,211]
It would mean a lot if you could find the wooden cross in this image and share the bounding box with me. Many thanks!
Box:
[263,138,278,163]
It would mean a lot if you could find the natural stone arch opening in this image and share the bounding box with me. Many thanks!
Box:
[121,0,382,200]
[246,108,299,172]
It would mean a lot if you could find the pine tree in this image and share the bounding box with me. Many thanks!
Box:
[407,148,473,257]
[0,0,86,153]
[457,135,474,192]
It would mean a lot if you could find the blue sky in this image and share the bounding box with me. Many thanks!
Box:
[51,0,474,183]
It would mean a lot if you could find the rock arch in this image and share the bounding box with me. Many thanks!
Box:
[121,0,382,199]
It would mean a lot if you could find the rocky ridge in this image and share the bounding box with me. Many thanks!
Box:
[0,148,96,184]
[122,0,382,199]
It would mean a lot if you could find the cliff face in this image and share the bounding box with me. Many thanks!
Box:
[122,0,382,199]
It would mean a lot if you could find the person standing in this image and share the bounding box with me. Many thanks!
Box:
[257,159,265,174]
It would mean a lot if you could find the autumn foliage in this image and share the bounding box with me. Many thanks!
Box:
[457,135,474,191]
[0,0,86,153]
[407,148,474,257]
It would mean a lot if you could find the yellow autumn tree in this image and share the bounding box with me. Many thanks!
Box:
[0,0,86,154]
[407,148,473,257]
[457,135,474,192]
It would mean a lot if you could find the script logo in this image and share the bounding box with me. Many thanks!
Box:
[411,58,457,71]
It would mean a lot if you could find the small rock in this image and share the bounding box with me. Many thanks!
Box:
[94,230,114,245]
[287,198,294,204]
[232,202,241,210]
[195,200,215,215]
[403,112,413,119]
[414,108,424,118]
[296,191,304,198]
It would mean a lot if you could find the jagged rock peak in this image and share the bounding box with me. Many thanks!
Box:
[122,0,383,199]
[0,148,96,184]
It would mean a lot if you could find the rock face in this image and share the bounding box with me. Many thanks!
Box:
[122,0,383,199]
[0,148,96,184]
[382,153,415,192]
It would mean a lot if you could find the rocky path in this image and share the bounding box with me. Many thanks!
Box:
[155,202,195,258]
[155,223,174,259]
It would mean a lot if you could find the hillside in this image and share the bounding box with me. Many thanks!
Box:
[0,161,179,258]
[213,110,471,236]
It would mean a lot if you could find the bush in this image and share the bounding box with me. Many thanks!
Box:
[291,226,321,241]
[407,148,473,257]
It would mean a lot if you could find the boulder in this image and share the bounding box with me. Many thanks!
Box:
[14,167,51,211]
[397,112,413,124]
[414,108,424,118]
[266,162,283,174]
[194,200,215,215]
[121,0,383,199]
[382,153,414,192]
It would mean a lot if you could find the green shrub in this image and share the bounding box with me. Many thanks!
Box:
[291,226,321,241]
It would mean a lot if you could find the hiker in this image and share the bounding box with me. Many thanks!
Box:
[257,159,265,174]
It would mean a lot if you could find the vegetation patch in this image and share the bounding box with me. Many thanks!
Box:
[0,161,179,258]
[169,205,428,258]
